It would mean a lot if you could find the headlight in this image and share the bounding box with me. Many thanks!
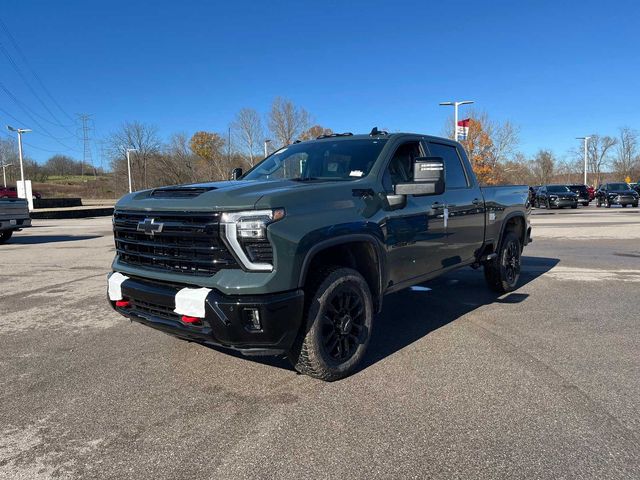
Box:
[549,195,558,200]
[221,209,285,271]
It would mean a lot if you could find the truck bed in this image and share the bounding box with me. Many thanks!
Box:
[0,198,31,232]
[481,185,531,247]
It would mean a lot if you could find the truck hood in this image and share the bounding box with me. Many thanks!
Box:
[115,179,359,212]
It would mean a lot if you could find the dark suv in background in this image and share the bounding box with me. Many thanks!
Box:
[567,184,590,206]
[595,183,639,208]
[535,185,578,209]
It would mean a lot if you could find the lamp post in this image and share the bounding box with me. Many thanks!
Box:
[264,139,271,158]
[576,136,591,185]
[125,148,137,193]
[1,162,12,187]
[439,100,474,141]
[7,126,31,199]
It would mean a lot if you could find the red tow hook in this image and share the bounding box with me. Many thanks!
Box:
[115,300,131,308]
[181,315,202,325]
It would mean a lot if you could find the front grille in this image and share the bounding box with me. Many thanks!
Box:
[113,210,239,276]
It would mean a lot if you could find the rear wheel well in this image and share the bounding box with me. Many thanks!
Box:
[504,215,526,251]
[303,241,381,312]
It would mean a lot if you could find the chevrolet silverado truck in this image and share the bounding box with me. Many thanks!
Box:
[0,197,31,244]
[108,131,531,380]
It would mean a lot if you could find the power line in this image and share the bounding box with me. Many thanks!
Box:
[0,16,76,124]
[0,80,80,152]
[0,40,77,134]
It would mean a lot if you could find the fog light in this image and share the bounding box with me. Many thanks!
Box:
[243,308,262,331]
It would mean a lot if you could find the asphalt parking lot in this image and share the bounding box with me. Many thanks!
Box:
[1,205,639,479]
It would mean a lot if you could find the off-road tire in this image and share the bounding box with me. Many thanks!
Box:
[288,266,373,381]
[0,230,13,244]
[484,232,521,294]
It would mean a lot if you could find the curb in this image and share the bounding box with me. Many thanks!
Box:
[31,207,114,219]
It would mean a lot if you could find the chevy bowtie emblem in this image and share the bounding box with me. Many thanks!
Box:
[137,218,164,236]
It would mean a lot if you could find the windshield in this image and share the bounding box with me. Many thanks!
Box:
[243,138,387,181]
[608,183,629,191]
[548,185,570,193]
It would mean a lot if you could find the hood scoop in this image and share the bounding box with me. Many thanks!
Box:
[150,186,217,198]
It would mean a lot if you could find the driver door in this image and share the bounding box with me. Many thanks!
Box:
[381,141,447,285]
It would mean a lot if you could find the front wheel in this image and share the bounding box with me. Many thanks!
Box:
[633,202,638,208]
[484,232,522,294]
[0,230,13,244]
[571,204,577,209]
[546,199,551,209]
[288,266,374,381]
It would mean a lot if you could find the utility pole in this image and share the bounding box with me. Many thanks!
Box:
[439,100,474,141]
[78,114,94,178]
[576,136,591,185]
[125,148,137,193]
[7,126,31,199]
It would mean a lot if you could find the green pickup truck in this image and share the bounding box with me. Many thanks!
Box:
[0,198,31,244]
[108,130,531,380]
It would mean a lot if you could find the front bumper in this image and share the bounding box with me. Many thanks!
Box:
[108,275,304,356]
[608,195,637,205]
[550,198,577,207]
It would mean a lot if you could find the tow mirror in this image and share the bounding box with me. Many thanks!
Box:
[394,157,445,196]
[230,167,243,180]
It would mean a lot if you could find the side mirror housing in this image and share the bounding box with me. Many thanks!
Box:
[394,157,445,196]
[230,167,243,180]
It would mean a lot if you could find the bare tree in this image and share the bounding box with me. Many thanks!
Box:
[586,134,617,186]
[299,125,333,141]
[612,127,639,180]
[231,108,263,167]
[268,97,310,147]
[108,122,162,191]
[531,149,556,185]
[156,133,198,185]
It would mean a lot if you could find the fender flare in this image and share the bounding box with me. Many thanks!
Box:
[298,233,387,305]
[497,211,527,251]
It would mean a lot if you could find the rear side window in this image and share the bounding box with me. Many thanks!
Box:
[427,142,469,188]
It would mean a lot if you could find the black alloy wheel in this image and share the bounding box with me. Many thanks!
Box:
[320,284,366,362]
[484,231,522,293]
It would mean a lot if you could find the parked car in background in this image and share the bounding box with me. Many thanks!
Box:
[0,197,31,243]
[630,182,640,195]
[595,183,639,208]
[0,186,42,199]
[535,185,578,209]
[587,185,595,200]
[567,184,590,206]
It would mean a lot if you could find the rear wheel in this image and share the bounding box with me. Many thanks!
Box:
[0,230,13,244]
[484,232,521,294]
[288,266,374,381]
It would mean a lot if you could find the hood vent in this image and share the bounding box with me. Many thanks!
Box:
[150,186,216,198]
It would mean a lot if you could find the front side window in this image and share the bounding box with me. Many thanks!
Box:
[243,139,387,182]
[382,141,422,192]
[427,142,469,189]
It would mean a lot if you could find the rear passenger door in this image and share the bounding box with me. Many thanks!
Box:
[425,140,485,265]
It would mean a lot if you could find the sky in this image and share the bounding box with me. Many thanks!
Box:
[0,0,638,165]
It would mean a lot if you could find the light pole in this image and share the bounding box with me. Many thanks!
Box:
[576,136,591,185]
[1,162,12,187]
[439,100,474,141]
[125,148,137,193]
[7,126,31,199]
[264,139,271,158]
